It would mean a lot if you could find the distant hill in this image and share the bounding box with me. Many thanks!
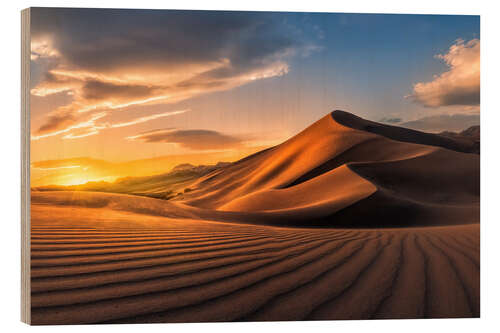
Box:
[439,125,480,153]
[400,113,479,133]
[32,162,232,200]
[440,125,480,140]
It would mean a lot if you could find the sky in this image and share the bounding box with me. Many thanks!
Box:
[29,8,480,186]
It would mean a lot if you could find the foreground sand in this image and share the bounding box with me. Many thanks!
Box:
[30,200,479,324]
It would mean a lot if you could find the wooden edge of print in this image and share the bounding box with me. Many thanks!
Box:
[21,7,31,325]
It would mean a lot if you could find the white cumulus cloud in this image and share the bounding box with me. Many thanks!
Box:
[407,39,480,108]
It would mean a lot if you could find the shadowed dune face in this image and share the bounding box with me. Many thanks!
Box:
[30,111,480,324]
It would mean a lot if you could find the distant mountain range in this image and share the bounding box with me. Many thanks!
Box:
[440,125,480,140]
[32,161,231,200]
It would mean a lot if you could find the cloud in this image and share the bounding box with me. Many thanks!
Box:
[30,8,320,139]
[127,128,244,150]
[30,38,60,60]
[32,112,108,140]
[80,80,158,102]
[32,109,188,140]
[400,113,480,133]
[37,111,78,133]
[62,128,101,139]
[109,110,188,128]
[380,117,402,124]
[407,39,480,108]
[31,164,81,171]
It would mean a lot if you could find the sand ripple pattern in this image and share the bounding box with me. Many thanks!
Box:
[30,222,479,324]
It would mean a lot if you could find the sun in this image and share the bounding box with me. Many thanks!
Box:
[62,175,93,186]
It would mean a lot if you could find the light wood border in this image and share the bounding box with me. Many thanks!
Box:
[21,7,31,325]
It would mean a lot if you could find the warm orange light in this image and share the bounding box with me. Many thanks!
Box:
[46,168,118,186]
[61,175,92,186]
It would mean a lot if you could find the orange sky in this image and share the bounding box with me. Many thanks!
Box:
[30,146,268,187]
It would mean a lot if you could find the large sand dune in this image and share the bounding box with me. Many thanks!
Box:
[30,111,479,324]
[180,111,479,227]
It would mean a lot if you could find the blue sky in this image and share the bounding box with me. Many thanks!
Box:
[175,12,480,134]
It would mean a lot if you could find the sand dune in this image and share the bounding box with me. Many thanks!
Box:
[179,111,479,227]
[30,111,479,324]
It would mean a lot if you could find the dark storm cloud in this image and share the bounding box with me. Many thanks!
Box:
[30,8,301,73]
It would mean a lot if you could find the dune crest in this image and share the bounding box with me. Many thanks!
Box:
[331,110,480,154]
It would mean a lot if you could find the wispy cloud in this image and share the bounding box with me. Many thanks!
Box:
[127,128,244,150]
[379,117,402,124]
[31,164,81,171]
[407,39,480,108]
[32,112,108,140]
[31,109,189,140]
[109,110,188,128]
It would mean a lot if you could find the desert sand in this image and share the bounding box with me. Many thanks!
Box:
[30,111,479,324]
